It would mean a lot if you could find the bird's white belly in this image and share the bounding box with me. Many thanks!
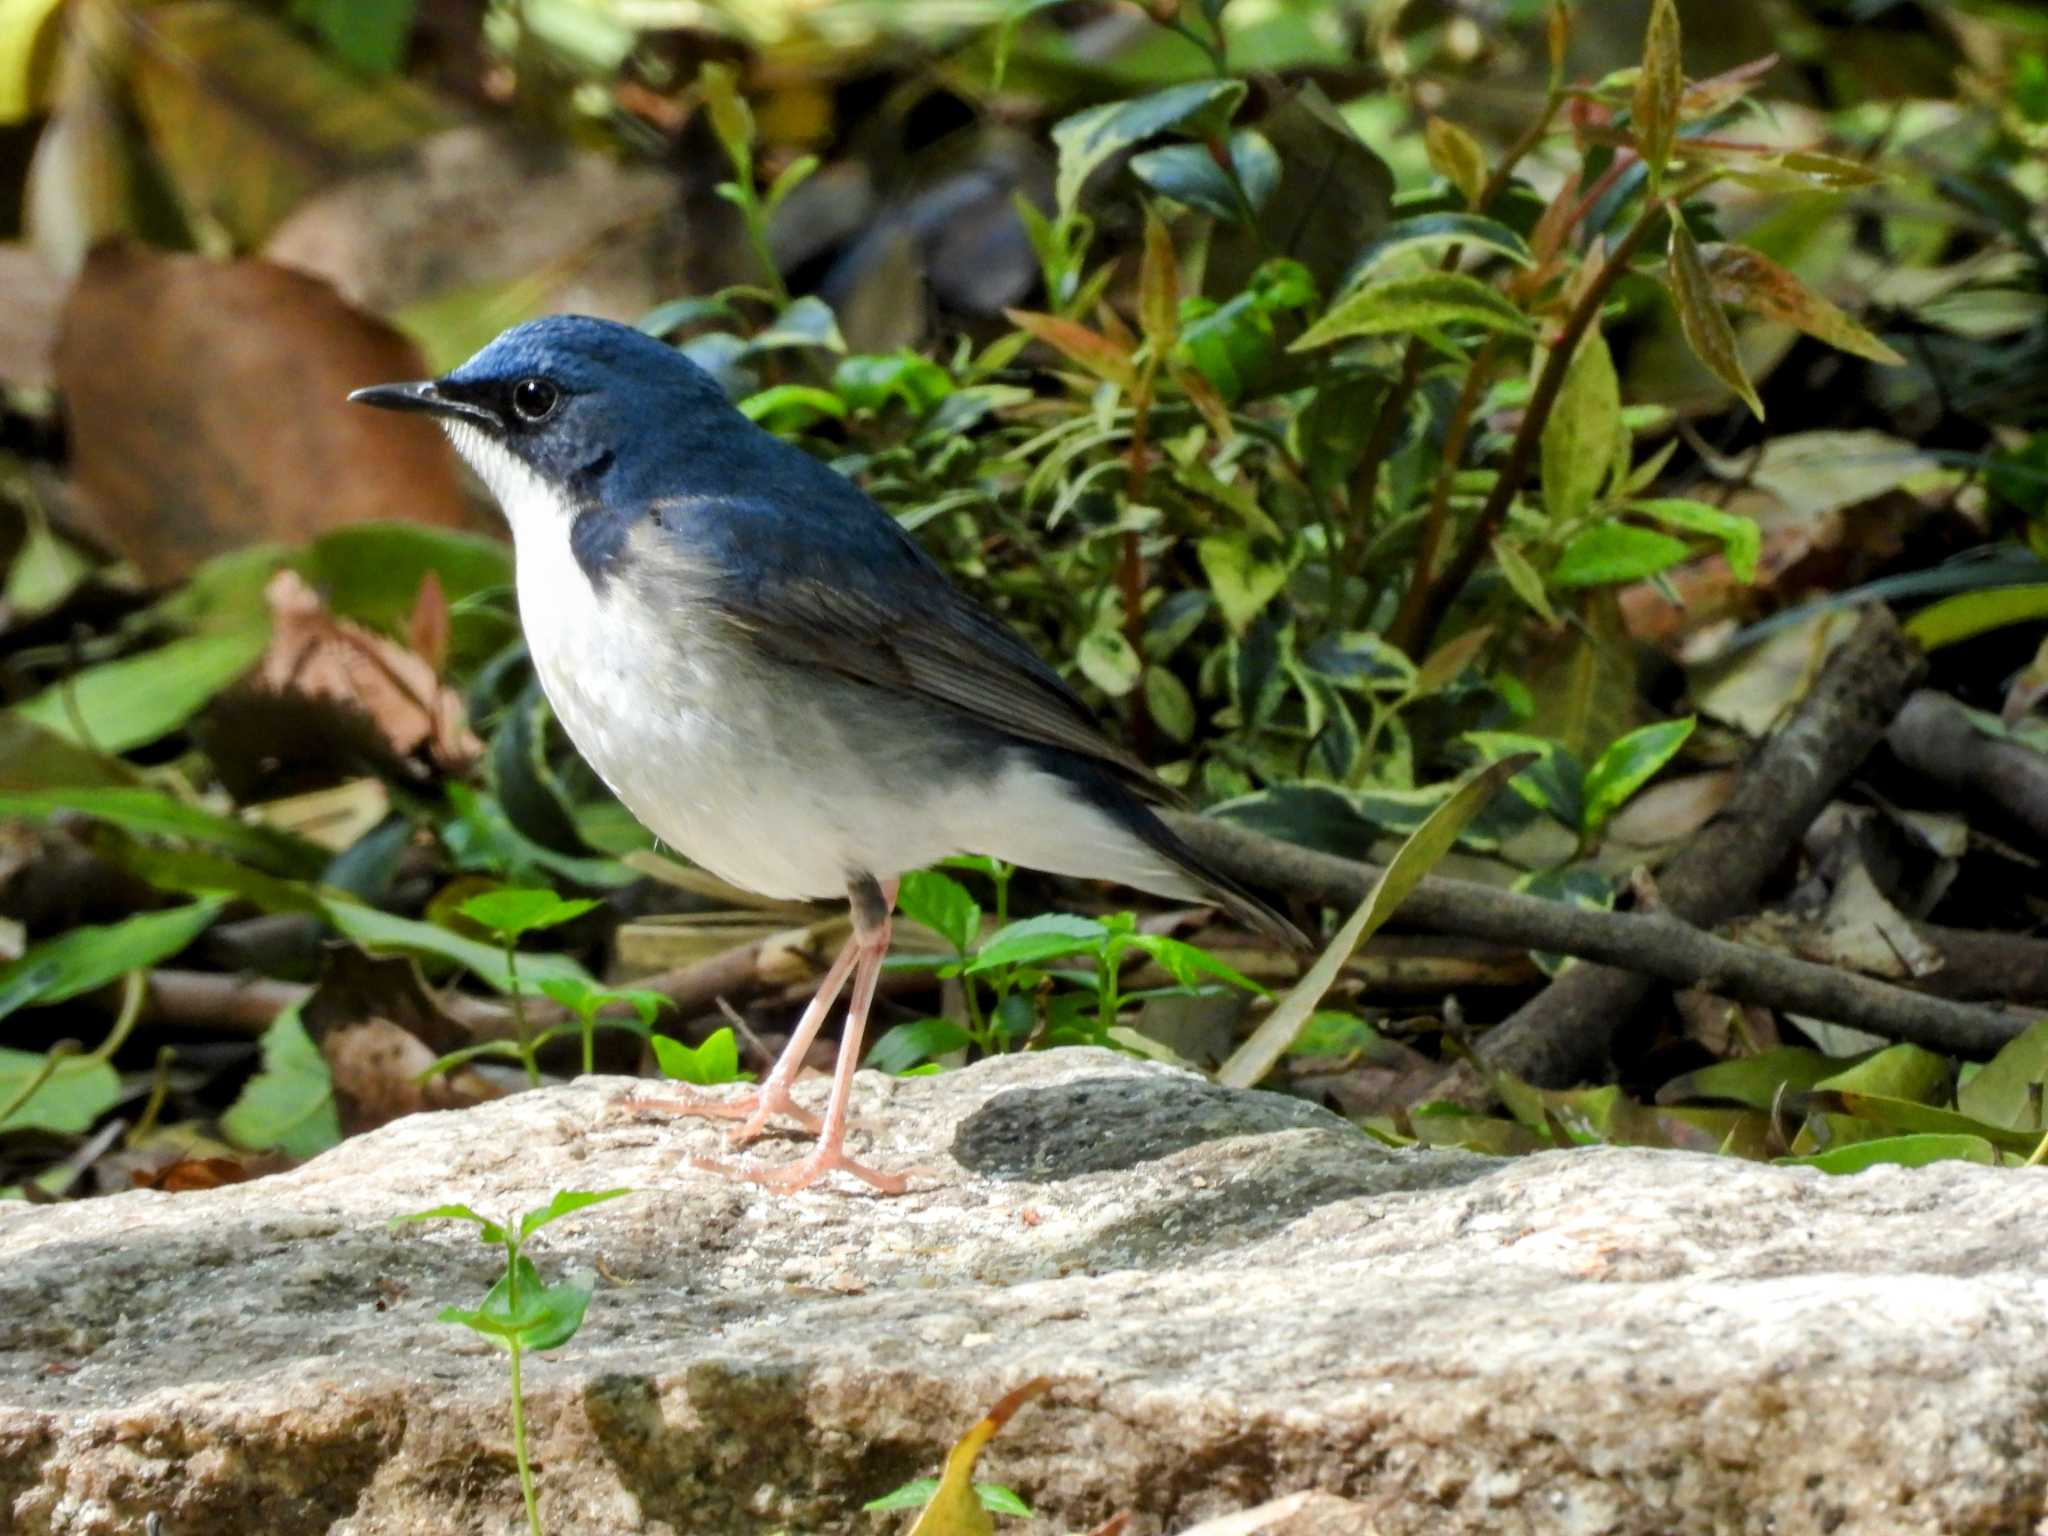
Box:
[517,538,978,900]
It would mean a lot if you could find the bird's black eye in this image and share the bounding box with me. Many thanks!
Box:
[510,377,560,423]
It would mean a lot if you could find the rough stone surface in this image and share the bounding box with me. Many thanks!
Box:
[1,1049,2044,1535]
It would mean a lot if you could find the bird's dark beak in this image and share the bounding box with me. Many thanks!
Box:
[347,379,499,430]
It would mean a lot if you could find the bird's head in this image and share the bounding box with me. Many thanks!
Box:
[349,314,741,548]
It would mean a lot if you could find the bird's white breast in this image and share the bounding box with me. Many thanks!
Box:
[442,425,1198,906]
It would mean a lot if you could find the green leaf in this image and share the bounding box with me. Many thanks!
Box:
[832,352,953,415]
[865,1478,942,1513]
[220,1001,341,1158]
[1657,1046,1843,1111]
[1631,498,1761,584]
[0,0,66,124]
[967,913,1108,974]
[0,786,325,877]
[1704,244,1904,368]
[1299,630,1416,695]
[1541,327,1622,527]
[452,1260,595,1350]
[1902,584,2048,651]
[866,1017,972,1074]
[1821,1094,2038,1155]
[1217,755,1532,1088]
[1813,1043,1952,1104]
[762,152,819,216]
[4,503,93,619]
[1667,221,1765,421]
[518,1187,632,1241]
[638,295,736,337]
[1196,531,1290,636]
[743,296,845,356]
[1128,131,1280,224]
[290,0,419,78]
[651,1028,749,1086]
[0,1048,120,1134]
[1291,272,1533,350]
[1549,523,1691,588]
[696,61,753,179]
[1633,0,1682,183]
[898,870,981,955]
[1777,1133,1996,1175]
[1956,1017,2048,1131]
[1492,538,1557,624]
[1051,79,1247,219]
[1341,213,1534,286]
[1143,665,1197,744]
[13,621,271,753]
[737,384,846,429]
[0,900,224,1024]
[457,889,600,940]
[1463,731,1587,828]
[1583,716,1695,835]
[1129,934,1266,995]
[1424,115,1488,206]
[1076,627,1142,697]
[326,900,588,993]
[392,1203,506,1243]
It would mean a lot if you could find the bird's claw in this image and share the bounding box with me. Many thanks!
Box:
[690,1145,909,1195]
[618,1085,822,1143]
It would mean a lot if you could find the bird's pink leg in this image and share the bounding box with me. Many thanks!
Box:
[619,930,860,1141]
[693,877,906,1194]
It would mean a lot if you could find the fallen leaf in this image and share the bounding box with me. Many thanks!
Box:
[55,243,488,583]
[257,568,481,770]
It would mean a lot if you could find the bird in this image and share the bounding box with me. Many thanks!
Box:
[351,314,1305,1193]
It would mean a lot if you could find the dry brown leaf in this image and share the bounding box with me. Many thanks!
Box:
[259,568,480,769]
[55,242,488,582]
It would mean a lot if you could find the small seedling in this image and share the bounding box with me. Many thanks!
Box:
[649,1025,753,1086]
[865,1377,1050,1534]
[535,974,670,1075]
[393,1189,632,1536]
[447,888,600,1084]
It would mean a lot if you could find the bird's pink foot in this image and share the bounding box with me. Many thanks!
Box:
[691,1144,908,1195]
[619,1083,822,1143]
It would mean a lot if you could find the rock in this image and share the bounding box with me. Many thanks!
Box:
[1,1048,2044,1535]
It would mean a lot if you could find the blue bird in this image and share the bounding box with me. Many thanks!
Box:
[351,315,1303,1191]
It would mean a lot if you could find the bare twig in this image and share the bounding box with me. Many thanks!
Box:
[1888,689,2048,847]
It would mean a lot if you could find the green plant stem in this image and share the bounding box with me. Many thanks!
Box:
[505,946,540,1087]
[507,1338,543,1536]
[1411,205,1662,651]
[0,1040,76,1127]
[1122,375,1157,753]
[580,1007,595,1076]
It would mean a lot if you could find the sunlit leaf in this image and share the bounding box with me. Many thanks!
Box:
[1342,213,1533,286]
[1582,716,1695,834]
[651,1028,749,1086]
[0,899,223,1025]
[866,1017,972,1074]
[0,1047,119,1133]
[457,889,599,940]
[1196,530,1290,635]
[1424,116,1487,206]
[1292,272,1532,350]
[1956,1018,2048,1131]
[1541,326,1621,527]
[1902,584,2048,651]
[1077,626,1142,697]
[902,1377,1051,1536]
[13,620,270,752]
[967,913,1107,973]
[518,1187,632,1241]
[898,870,981,955]
[220,1000,341,1158]
[1777,1133,1996,1174]
[1492,538,1557,624]
[1657,1046,1842,1111]
[1630,497,1761,584]
[1549,522,1690,587]
[1143,664,1197,744]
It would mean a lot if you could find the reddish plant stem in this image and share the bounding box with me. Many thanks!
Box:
[1332,93,1565,603]
[1388,332,1502,654]
[1411,206,1662,651]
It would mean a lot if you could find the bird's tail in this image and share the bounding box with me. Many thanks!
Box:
[1122,804,1314,954]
